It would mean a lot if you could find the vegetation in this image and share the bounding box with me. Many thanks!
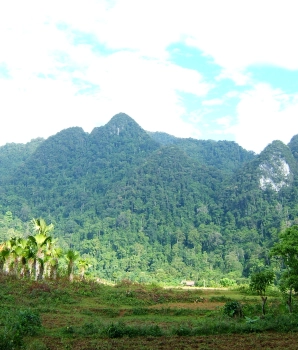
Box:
[1,113,298,286]
[0,218,88,283]
[1,114,298,348]
[249,269,275,315]
[0,196,298,348]
[271,225,298,312]
[0,274,297,349]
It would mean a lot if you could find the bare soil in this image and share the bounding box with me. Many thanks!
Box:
[40,333,298,350]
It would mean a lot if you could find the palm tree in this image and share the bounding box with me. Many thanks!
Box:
[31,218,54,236]
[4,238,17,275]
[0,244,5,273]
[28,233,52,280]
[78,258,92,280]
[65,249,79,282]
[28,218,54,280]
[47,246,63,280]
[0,244,10,274]
[13,238,28,278]
[25,242,36,279]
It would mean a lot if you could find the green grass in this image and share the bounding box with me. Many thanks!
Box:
[0,275,296,349]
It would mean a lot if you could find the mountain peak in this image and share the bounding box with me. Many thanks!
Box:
[106,113,140,133]
[90,113,160,159]
[90,113,148,139]
[109,112,135,122]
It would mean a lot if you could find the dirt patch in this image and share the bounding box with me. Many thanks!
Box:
[41,314,84,329]
[119,309,127,317]
[40,333,298,350]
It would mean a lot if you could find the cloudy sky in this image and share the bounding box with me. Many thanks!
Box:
[0,0,297,153]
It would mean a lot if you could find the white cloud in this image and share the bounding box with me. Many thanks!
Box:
[185,1,298,71]
[231,84,298,153]
[0,0,298,150]
[0,49,210,145]
[202,98,223,106]
[215,69,251,86]
[0,0,212,145]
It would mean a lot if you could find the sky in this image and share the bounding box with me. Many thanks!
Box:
[0,0,298,153]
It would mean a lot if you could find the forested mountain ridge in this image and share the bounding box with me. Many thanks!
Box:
[148,131,256,174]
[0,138,44,184]
[1,113,298,284]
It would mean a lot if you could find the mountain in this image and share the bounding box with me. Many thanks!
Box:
[149,132,255,174]
[88,113,160,183]
[1,113,298,284]
[0,138,44,184]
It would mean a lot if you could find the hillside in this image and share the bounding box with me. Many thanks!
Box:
[0,113,298,283]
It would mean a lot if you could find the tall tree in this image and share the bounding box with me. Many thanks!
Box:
[271,225,298,312]
[249,269,275,315]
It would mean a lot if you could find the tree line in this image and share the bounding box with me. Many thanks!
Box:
[2,215,298,313]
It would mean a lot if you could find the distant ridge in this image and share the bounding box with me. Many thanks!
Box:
[0,113,298,282]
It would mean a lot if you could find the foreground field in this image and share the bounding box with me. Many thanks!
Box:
[1,276,297,349]
[38,333,298,350]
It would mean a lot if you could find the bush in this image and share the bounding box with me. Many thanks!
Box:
[13,309,42,336]
[101,322,163,338]
[104,322,125,338]
[0,329,23,350]
[219,278,236,287]
[63,325,75,335]
[223,301,243,318]
[173,325,192,336]
[80,322,99,335]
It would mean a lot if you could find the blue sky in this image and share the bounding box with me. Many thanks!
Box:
[0,0,297,153]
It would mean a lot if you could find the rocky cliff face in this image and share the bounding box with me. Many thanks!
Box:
[259,155,292,191]
[258,140,296,192]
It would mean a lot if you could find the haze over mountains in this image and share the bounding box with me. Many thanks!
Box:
[1,113,298,283]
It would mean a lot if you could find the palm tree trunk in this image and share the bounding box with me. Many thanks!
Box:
[68,262,74,282]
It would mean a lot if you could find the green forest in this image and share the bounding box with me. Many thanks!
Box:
[1,113,298,285]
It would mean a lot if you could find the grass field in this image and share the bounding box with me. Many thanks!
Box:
[1,276,297,349]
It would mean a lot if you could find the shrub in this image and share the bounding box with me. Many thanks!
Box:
[80,322,99,335]
[102,322,163,338]
[13,309,42,336]
[63,326,75,335]
[104,322,125,338]
[173,325,192,336]
[223,301,243,318]
[0,329,23,350]
[219,278,236,287]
